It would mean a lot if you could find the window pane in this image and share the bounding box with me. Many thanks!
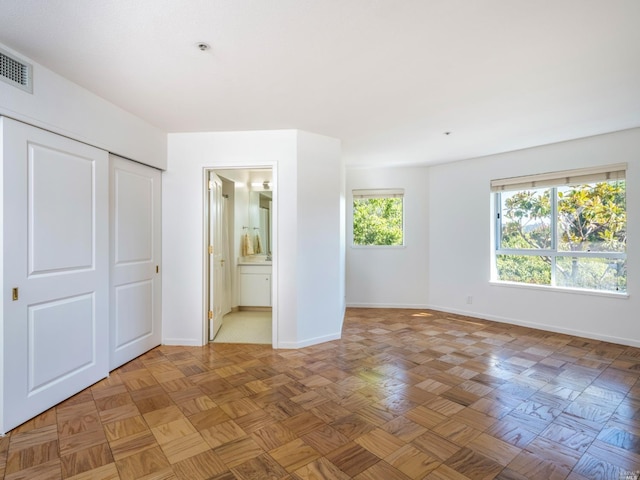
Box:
[353,197,403,246]
[557,181,626,253]
[496,254,551,285]
[556,256,627,293]
[500,189,551,250]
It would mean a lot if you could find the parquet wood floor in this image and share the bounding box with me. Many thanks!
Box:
[1,308,639,480]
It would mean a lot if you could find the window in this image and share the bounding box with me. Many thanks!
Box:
[492,164,626,293]
[352,189,404,246]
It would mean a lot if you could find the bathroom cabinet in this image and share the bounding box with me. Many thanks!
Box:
[238,265,271,306]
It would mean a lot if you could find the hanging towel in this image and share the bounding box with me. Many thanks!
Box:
[242,232,254,256]
[254,232,263,254]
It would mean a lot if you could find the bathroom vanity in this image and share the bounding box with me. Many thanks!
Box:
[238,260,272,307]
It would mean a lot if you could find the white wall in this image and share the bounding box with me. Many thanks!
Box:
[0,43,166,170]
[346,166,430,308]
[164,130,345,348]
[428,128,640,347]
[164,130,295,345]
[295,131,344,345]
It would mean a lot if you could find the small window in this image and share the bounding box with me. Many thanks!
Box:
[352,189,404,246]
[491,164,627,293]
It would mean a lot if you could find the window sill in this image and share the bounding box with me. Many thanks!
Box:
[489,280,629,299]
[350,245,406,249]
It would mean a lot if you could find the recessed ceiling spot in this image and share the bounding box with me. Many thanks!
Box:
[197,42,211,51]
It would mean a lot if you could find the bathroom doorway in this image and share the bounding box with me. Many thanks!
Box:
[205,167,275,345]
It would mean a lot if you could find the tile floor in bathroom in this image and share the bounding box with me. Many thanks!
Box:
[213,311,271,345]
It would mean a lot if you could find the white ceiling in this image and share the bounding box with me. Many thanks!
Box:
[1,0,639,167]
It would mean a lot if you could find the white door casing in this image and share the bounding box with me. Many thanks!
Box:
[208,171,224,340]
[1,117,109,434]
[109,155,161,370]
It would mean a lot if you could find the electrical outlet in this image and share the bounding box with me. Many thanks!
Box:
[466,296,473,304]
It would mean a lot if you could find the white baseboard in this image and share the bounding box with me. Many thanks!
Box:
[346,302,640,348]
[165,303,639,349]
[277,332,342,349]
[427,304,640,349]
[346,302,431,309]
[162,338,203,347]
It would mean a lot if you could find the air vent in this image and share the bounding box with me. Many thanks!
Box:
[0,47,33,93]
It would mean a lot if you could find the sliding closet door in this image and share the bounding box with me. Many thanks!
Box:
[1,117,109,434]
[109,155,161,370]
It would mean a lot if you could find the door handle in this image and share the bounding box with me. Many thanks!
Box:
[12,287,18,301]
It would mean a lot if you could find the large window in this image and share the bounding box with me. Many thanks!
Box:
[352,189,404,246]
[492,164,626,293]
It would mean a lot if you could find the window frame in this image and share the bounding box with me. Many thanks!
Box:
[351,188,405,248]
[491,164,627,294]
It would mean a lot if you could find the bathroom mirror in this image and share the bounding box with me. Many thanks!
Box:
[249,190,272,255]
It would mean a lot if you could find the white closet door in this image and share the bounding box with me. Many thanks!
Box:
[109,155,161,370]
[1,117,109,434]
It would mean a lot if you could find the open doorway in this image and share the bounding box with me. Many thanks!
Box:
[205,167,275,345]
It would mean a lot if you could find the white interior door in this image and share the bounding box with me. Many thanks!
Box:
[208,171,224,340]
[110,155,161,370]
[1,117,109,434]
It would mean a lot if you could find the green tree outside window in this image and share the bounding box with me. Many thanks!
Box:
[496,180,626,292]
[353,197,403,246]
